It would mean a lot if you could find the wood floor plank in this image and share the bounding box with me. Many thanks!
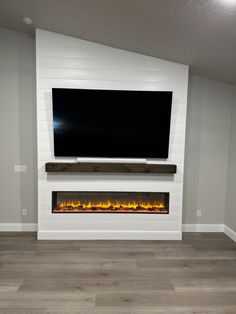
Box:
[45,308,225,314]
[0,232,36,239]
[172,277,236,292]
[155,249,236,260]
[95,291,236,307]
[0,253,36,264]
[137,258,236,269]
[132,310,225,314]
[11,291,95,309]
[7,257,137,270]
[0,279,23,292]
[46,309,132,314]
[19,278,174,292]
[0,265,167,280]
[0,308,46,314]
[223,307,236,314]
[5,252,137,264]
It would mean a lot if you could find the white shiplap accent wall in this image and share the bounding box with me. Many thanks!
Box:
[36,29,189,240]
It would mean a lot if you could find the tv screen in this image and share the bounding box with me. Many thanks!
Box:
[52,88,172,158]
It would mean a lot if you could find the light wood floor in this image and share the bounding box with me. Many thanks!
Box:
[0,232,236,313]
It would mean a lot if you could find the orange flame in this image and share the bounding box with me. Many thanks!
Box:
[54,200,167,213]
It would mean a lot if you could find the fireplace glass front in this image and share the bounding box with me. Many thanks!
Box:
[52,191,169,214]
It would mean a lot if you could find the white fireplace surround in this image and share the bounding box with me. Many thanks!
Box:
[36,29,189,240]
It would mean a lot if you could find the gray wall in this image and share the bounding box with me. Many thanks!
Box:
[225,84,236,232]
[183,75,232,224]
[0,27,37,224]
[0,27,234,226]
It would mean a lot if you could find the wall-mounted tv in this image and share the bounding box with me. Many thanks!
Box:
[52,88,172,158]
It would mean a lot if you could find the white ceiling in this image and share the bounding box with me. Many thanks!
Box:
[0,0,236,83]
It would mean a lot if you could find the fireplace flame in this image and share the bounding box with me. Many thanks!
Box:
[54,200,167,213]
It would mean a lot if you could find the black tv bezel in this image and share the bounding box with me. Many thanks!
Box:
[52,88,173,159]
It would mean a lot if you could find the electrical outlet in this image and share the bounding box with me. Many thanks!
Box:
[197,209,202,217]
[14,165,27,173]
[22,208,28,216]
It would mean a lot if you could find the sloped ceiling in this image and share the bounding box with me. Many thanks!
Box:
[0,0,236,82]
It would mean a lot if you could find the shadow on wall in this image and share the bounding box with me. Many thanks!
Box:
[18,32,37,224]
[183,75,232,226]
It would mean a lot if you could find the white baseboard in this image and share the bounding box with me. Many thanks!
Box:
[224,225,236,242]
[182,224,224,232]
[0,223,235,242]
[37,230,182,240]
[0,223,37,232]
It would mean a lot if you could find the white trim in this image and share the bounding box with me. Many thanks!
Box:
[0,223,37,232]
[182,224,224,232]
[0,223,234,242]
[224,225,236,242]
[37,230,182,240]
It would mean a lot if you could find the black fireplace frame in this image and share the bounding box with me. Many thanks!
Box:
[52,191,169,214]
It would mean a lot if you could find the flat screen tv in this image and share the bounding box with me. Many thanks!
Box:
[52,88,172,158]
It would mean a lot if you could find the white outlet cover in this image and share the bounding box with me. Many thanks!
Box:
[14,165,27,172]
[197,210,202,217]
[22,208,27,216]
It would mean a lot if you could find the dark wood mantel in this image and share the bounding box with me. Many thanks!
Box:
[45,162,177,174]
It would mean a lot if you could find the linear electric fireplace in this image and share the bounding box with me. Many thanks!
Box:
[52,192,169,214]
